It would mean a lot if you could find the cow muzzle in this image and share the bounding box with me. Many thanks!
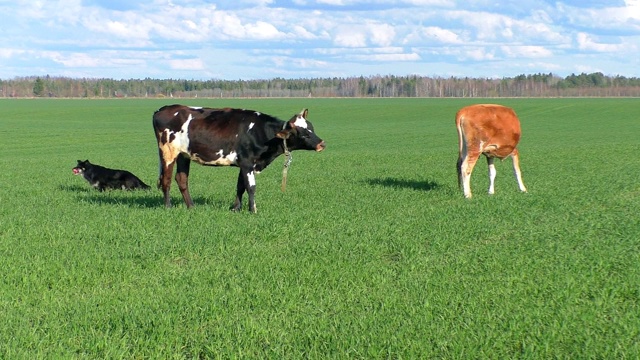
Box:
[316,141,326,152]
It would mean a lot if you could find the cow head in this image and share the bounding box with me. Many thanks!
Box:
[276,109,326,152]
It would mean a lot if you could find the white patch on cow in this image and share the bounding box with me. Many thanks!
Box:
[174,111,179,116]
[293,115,308,129]
[218,150,238,165]
[247,171,256,187]
[254,112,261,116]
[160,112,194,167]
[189,106,203,110]
[248,122,255,131]
[191,150,238,166]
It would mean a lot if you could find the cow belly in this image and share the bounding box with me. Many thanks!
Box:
[191,150,238,166]
[483,144,515,159]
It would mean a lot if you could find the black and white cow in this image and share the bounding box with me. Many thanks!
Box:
[152,105,325,212]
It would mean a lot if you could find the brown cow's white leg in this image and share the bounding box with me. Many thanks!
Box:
[487,157,497,195]
[511,149,527,193]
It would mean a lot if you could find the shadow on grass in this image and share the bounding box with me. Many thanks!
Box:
[58,183,229,209]
[364,177,440,192]
[58,184,91,192]
[82,194,231,209]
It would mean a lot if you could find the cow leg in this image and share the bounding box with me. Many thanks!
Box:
[245,169,258,213]
[158,152,175,208]
[487,157,497,195]
[231,167,258,213]
[460,151,479,199]
[231,170,246,212]
[175,155,195,208]
[511,149,527,193]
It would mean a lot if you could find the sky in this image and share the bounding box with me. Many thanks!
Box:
[0,0,639,80]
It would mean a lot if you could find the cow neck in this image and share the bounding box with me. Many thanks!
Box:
[281,121,292,192]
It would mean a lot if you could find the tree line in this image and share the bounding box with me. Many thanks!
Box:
[2,72,640,98]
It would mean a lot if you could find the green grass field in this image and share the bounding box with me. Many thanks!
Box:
[1,98,638,358]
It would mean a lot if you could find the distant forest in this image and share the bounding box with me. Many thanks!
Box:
[2,72,640,98]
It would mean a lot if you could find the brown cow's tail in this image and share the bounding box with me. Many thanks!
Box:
[455,112,465,189]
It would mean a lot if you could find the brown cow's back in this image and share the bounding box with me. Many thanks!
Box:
[456,104,521,160]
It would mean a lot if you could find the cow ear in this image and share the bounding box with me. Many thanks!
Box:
[300,108,308,118]
[276,129,292,139]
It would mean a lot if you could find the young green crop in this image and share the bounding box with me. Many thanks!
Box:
[0,98,638,358]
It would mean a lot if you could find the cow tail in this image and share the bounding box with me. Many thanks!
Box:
[157,153,162,189]
[456,113,465,189]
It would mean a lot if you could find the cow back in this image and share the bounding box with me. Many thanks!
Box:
[456,104,521,159]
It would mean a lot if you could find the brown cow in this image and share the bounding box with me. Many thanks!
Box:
[456,104,527,198]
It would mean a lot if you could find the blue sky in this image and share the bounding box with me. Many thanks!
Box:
[0,0,638,80]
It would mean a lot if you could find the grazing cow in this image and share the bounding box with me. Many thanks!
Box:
[152,105,325,212]
[456,104,527,198]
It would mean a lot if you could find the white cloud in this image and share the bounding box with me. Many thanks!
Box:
[404,0,454,5]
[290,25,317,40]
[105,21,147,39]
[293,58,328,68]
[465,48,495,61]
[49,52,101,68]
[347,52,421,62]
[501,45,553,58]
[317,0,346,5]
[369,23,396,47]
[0,48,25,59]
[559,1,640,32]
[211,12,247,39]
[0,0,639,80]
[245,21,283,40]
[366,53,421,61]
[575,64,603,74]
[334,29,367,47]
[459,11,508,41]
[576,33,625,52]
[422,26,462,43]
[170,58,205,70]
[46,51,145,68]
